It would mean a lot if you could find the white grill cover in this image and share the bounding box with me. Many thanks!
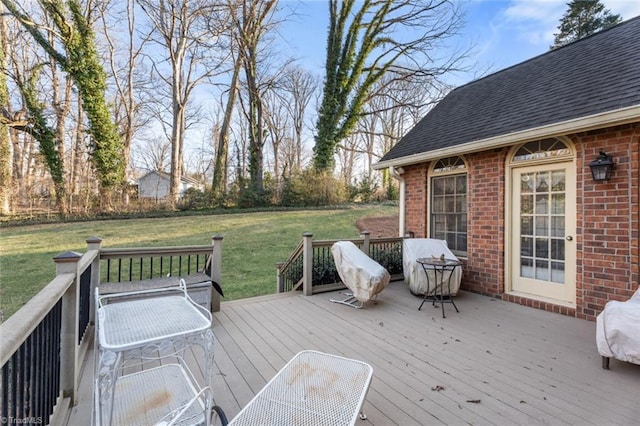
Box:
[403,239,462,296]
[596,288,640,365]
[331,241,390,302]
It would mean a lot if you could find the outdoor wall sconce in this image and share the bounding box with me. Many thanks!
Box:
[589,150,614,182]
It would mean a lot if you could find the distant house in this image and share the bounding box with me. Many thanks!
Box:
[137,170,202,200]
[374,17,640,321]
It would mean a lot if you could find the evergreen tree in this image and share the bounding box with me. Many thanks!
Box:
[551,0,622,49]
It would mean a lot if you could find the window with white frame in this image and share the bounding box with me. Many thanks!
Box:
[430,156,467,256]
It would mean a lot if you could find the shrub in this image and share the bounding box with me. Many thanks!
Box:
[281,170,348,207]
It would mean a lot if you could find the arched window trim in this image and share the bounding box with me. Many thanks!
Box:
[430,155,468,176]
[510,138,575,164]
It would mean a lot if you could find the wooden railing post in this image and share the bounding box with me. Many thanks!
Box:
[211,235,223,312]
[276,262,285,293]
[302,232,313,296]
[86,237,102,324]
[54,251,82,406]
[361,231,370,255]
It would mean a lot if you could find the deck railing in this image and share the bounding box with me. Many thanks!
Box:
[0,236,223,425]
[277,231,404,296]
[0,244,98,426]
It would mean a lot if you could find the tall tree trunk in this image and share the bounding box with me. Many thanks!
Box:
[70,99,85,209]
[51,59,73,214]
[0,13,10,214]
[169,97,186,207]
[212,53,241,199]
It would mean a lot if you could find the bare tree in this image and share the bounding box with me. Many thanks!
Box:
[136,0,228,206]
[98,0,148,179]
[232,0,281,204]
[135,136,171,173]
[280,65,317,176]
[262,86,289,194]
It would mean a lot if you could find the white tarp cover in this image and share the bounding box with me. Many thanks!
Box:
[596,288,640,365]
[403,238,462,296]
[331,241,390,302]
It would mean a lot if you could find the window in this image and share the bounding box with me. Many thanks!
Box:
[430,157,467,256]
[513,139,571,162]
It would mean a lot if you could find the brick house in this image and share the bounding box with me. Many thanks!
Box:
[374,17,640,321]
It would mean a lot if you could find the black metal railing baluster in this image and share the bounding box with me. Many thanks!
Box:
[16,345,24,420]
[78,267,91,343]
[0,355,9,418]
[34,319,43,421]
[25,332,34,420]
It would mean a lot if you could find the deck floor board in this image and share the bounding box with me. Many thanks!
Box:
[68,282,640,425]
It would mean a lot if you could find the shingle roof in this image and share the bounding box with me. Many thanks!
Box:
[378,16,640,164]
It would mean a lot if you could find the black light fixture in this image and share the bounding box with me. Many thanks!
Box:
[589,150,614,182]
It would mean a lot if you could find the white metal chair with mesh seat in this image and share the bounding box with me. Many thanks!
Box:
[215,350,374,426]
[94,279,217,425]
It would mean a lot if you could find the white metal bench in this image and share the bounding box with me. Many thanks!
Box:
[222,350,373,426]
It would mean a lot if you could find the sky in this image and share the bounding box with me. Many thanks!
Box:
[278,0,640,87]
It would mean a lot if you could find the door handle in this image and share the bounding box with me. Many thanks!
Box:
[566,236,573,241]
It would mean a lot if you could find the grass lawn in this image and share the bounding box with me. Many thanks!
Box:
[0,205,398,320]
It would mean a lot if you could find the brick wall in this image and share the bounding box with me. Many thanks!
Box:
[403,164,428,238]
[401,122,639,321]
[465,149,506,297]
[573,123,640,320]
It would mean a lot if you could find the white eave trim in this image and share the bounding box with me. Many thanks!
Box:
[372,105,640,170]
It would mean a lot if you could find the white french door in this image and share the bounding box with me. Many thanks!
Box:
[510,163,575,304]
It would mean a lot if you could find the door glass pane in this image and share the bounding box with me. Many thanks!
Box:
[518,169,566,284]
[551,216,564,237]
[536,173,549,192]
[535,217,549,236]
[551,171,565,191]
[535,238,549,259]
[521,195,533,214]
[535,259,549,280]
[551,239,564,260]
[551,193,565,214]
[535,194,549,214]
[521,174,534,193]
[521,258,534,278]
[521,237,533,257]
[551,261,565,283]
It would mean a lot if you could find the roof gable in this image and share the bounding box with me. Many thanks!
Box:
[138,170,200,185]
[379,16,640,165]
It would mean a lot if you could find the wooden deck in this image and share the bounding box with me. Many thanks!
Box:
[69,281,640,425]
